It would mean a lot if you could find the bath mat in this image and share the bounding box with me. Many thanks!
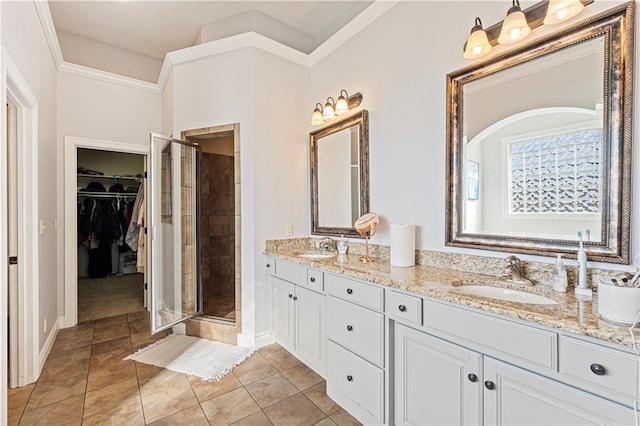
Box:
[124,334,255,381]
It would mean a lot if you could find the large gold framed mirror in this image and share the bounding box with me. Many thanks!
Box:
[310,110,369,237]
[446,2,634,263]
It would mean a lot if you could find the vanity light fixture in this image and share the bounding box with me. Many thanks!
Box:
[310,90,364,126]
[463,18,492,59]
[463,0,592,59]
[323,97,337,120]
[311,103,324,126]
[497,0,531,45]
[544,0,585,25]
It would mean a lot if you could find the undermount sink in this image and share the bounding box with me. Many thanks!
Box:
[452,285,558,305]
[297,252,336,259]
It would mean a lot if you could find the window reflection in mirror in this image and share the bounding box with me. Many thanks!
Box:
[462,37,604,242]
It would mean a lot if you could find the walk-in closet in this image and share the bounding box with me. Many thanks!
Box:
[76,148,146,322]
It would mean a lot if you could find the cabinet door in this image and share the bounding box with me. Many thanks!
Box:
[271,277,294,349]
[484,358,635,425]
[295,286,326,373]
[394,324,482,426]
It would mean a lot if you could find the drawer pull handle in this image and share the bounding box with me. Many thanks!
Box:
[467,374,478,383]
[347,375,353,382]
[484,381,495,390]
[288,294,293,298]
[310,277,316,282]
[590,363,606,376]
[347,325,353,331]
[398,305,407,312]
[293,296,298,301]
[347,288,353,295]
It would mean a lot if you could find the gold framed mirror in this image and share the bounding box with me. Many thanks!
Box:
[310,110,369,237]
[446,2,634,263]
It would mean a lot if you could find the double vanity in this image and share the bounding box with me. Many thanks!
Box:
[265,246,640,425]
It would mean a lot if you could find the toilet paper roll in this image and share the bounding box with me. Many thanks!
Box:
[390,224,415,267]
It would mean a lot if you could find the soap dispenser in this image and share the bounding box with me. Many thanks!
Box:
[552,254,568,293]
[575,231,592,297]
[337,235,348,255]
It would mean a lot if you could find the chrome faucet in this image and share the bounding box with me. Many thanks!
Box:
[500,255,534,286]
[315,237,335,252]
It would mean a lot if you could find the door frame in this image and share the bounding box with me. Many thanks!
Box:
[62,136,149,328]
[1,47,40,394]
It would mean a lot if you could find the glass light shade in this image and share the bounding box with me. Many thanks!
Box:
[497,7,531,45]
[335,96,349,115]
[544,0,584,25]
[323,102,336,120]
[310,108,324,125]
[464,26,492,59]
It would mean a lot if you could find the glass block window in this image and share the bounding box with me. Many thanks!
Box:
[509,128,602,214]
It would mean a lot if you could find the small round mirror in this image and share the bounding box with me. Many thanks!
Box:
[354,213,379,262]
[354,212,379,236]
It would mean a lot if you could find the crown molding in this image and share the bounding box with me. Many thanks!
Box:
[157,31,309,91]
[34,0,396,93]
[33,0,64,68]
[58,62,160,93]
[308,0,399,66]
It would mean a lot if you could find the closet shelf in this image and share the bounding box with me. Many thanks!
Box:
[77,173,142,182]
[77,191,138,199]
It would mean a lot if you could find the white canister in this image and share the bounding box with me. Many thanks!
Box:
[598,282,640,325]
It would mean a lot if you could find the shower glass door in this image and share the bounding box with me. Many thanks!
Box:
[149,133,201,333]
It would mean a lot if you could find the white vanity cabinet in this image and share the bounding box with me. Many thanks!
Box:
[325,273,386,425]
[394,323,482,425]
[270,260,326,375]
[391,293,637,425]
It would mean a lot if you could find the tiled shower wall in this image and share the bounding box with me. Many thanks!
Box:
[201,152,235,318]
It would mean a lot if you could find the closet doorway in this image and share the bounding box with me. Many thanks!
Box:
[63,137,149,328]
[76,148,146,323]
[183,124,240,326]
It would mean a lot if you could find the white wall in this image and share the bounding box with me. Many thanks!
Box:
[57,72,161,145]
[171,47,308,340]
[2,1,58,356]
[309,1,634,269]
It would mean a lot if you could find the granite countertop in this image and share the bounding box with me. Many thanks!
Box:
[265,248,638,349]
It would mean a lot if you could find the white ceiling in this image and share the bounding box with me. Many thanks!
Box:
[48,1,374,61]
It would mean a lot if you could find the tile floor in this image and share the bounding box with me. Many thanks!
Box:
[7,311,361,425]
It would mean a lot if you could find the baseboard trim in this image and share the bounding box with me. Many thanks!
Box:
[238,331,275,348]
[38,317,61,376]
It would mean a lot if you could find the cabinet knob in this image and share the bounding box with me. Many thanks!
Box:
[347,288,353,295]
[398,305,407,312]
[467,374,478,383]
[266,264,271,268]
[293,296,298,301]
[590,363,607,376]
[347,325,353,331]
[347,375,353,382]
[310,277,316,282]
[288,294,293,298]
[484,381,495,390]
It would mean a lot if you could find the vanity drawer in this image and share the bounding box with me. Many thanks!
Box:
[386,290,422,325]
[327,340,384,422]
[559,336,639,402]
[327,296,384,367]
[275,260,306,286]
[307,269,324,292]
[325,273,383,312]
[423,300,557,372]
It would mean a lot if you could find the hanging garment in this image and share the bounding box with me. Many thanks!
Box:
[126,185,144,251]
[136,194,146,274]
